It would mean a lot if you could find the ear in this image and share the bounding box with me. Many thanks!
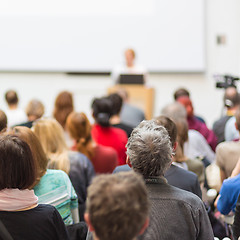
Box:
[84,213,95,232]
[138,217,149,235]
[126,156,132,168]
[173,142,178,151]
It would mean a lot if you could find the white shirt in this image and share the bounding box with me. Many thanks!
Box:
[184,129,215,163]
[111,63,147,85]
[6,108,27,127]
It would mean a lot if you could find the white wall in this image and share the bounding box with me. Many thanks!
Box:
[0,0,239,128]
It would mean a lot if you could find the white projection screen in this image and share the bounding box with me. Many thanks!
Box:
[0,0,205,72]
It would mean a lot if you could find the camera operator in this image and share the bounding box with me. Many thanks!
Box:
[213,86,240,144]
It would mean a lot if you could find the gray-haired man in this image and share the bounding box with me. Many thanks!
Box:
[126,120,214,240]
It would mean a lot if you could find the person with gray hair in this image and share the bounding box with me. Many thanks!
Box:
[126,120,214,240]
[161,102,215,163]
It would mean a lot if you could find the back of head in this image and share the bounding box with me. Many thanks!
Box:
[33,118,70,174]
[5,90,19,106]
[173,88,190,100]
[86,171,149,240]
[154,115,177,147]
[0,110,7,132]
[108,93,123,115]
[0,134,36,190]
[224,86,240,108]
[25,99,45,120]
[126,120,172,177]
[53,91,74,128]
[66,112,93,159]
[11,126,48,184]
[92,97,113,127]
[161,102,187,121]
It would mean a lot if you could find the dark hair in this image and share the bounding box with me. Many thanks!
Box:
[155,115,177,147]
[53,91,74,128]
[173,88,190,100]
[0,135,36,190]
[108,93,123,115]
[92,97,113,127]
[0,110,7,132]
[5,90,19,105]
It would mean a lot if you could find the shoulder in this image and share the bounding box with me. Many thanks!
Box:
[149,181,202,204]
[216,141,240,152]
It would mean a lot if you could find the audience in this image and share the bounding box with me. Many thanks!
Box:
[216,107,240,182]
[161,102,215,164]
[108,93,133,137]
[91,97,128,165]
[126,119,213,239]
[66,112,118,173]
[18,99,44,128]
[53,91,74,147]
[0,80,236,239]
[173,87,205,123]
[117,88,145,128]
[33,118,95,221]
[177,96,217,151]
[213,86,240,144]
[4,90,27,127]
[11,126,79,225]
[0,134,69,239]
[155,115,202,198]
[85,171,149,240]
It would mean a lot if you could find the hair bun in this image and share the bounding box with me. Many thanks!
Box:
[96,113,110,127]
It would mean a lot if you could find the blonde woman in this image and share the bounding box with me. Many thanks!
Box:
[33,118,95,221]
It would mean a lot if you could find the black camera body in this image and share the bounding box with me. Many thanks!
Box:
[215,74,239,89]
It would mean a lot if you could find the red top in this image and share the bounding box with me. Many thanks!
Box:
[91,124,128,165]
[92,145,118,173]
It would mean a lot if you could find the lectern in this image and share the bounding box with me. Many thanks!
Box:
[107,85,154,120]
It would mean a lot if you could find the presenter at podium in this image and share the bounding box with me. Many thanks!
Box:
[111,48,148,85]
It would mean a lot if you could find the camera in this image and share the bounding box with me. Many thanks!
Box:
[215,74,239,89]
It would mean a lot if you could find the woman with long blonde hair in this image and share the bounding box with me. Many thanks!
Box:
[66,112,118,173]
[33,118,95,221]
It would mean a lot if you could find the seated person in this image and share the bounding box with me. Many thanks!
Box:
[174,87,205,123]
[17,99,44,128]
[33,118,95,221]
[177,96,217,151]
[84,171,149,240]
[108,93,133,137]
[91,97,128,165]
[117,88,145,128]
[111,48,147,84]
[215,173,240,215]
[126,119,213,239]
[4,90,27,127]
[213,86,240,144]
[66,112,118,174]
[0,134,69,239]
[216,107,240,182]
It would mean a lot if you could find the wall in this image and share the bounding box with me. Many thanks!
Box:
[0,0,239,128]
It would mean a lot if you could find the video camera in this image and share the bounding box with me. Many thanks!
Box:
[215,74,240,89]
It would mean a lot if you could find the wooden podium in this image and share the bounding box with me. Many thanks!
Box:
[107,85,154,120]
